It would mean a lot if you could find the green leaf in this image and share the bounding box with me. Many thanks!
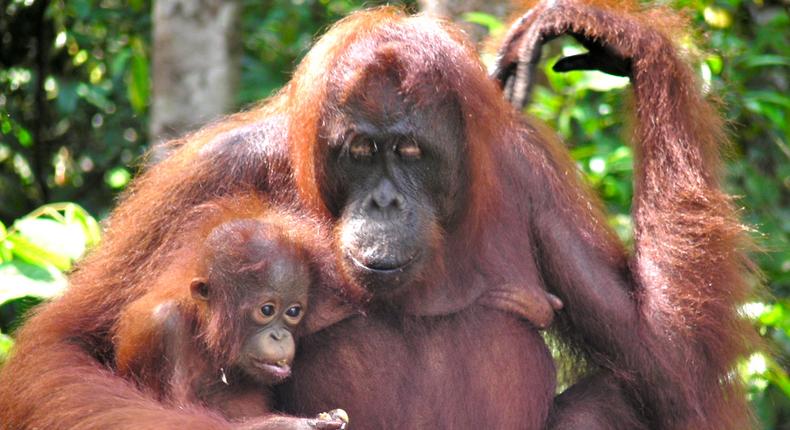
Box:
[766,356,790,398]
[110,48,132,80]
[706,54,723,75]
[0,260,67,306]
[759,302,790,336]
[744,91,790,109]
[56,80,79,114]
[6,233,72,272]
[105,166,131,190]
[0,222,10,263]
[744,55,790,68]
[127,38,149,113]
[129,0,144,11]
[13,218,87,263]
[8,203,101,266]
[63,203,101,248]
[461,12,504,33]
[71,0,91,19]
[575,71,630,92]
[1,117,11,134]
[703,6,733,29]
[17,127,32,147]
[0,331,13,363]
[77,83,112,111]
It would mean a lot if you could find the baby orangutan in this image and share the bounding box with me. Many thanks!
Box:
[114,215,348,430]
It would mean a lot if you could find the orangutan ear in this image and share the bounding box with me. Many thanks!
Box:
[190,277,210,302]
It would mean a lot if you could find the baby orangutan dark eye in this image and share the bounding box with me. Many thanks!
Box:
[261,304,276,317]
[285,306,301,318]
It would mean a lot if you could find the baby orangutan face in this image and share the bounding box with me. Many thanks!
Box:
[190,219,312,385]
[234,257,308,384]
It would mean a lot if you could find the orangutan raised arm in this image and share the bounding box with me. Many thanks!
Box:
[494,1,757,428]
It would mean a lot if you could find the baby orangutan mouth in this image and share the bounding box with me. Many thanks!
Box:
[252,358,292,381]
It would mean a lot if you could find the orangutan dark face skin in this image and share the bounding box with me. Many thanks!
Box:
[324,79,467,294]
[190,232,310,385]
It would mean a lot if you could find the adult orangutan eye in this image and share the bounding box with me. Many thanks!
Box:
[260,304,276,317]
[349,137,377,159]
[395,139,421,159]
[285,305,302,318]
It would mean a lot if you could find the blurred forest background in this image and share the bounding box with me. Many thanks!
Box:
[0,0,788,427]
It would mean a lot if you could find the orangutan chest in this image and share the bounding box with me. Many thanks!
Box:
[279,306,556,430]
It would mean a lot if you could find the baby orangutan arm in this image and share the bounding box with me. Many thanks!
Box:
[115,297,348,430]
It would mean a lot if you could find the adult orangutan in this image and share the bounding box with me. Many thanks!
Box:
[0,2,755,429]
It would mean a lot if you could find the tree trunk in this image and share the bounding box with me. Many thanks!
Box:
[418,0,510,43]
[149,0,240,145]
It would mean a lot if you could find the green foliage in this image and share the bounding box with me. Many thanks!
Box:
[0,330,12,364]
[0,202,99,363]
[461,11,506,34]
[237,0,416,106]
[0,0,152,222]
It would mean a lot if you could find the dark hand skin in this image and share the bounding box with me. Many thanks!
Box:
[553,33,631,77]
[491,3,633,109]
